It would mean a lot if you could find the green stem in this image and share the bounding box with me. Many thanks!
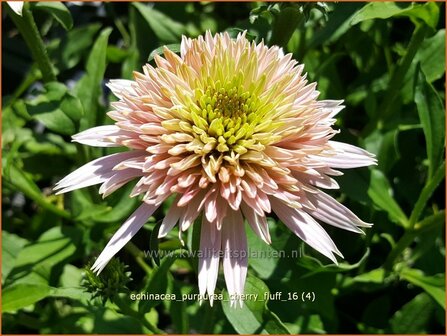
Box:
[113,296,164,334]
[125,241,153,275]
[384,209,445,271]
[6,3,56,83]
[409,161,445,228]
[383,230,415,271]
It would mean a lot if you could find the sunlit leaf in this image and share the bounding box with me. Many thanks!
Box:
[400,268,445,309]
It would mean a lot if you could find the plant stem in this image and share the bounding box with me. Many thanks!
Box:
[384,210,445,271]
[409,161,445,228]
[6,3,57,83]
[125,241,153,275]
[114,296,164,334]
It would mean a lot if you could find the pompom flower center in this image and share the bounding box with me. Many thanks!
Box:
[194,78,260,156]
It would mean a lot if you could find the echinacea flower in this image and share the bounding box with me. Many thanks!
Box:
[55,31,376,307]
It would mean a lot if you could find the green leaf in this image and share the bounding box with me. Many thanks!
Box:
[2,164,70,219]
[410,162,445,226]
[6,226,83,284]
[74,28,112,130]
[148,44,180,62]
[49,23,101,70]
[350,2,439,28]
[400,268,445,309]
[368,169,409,226]
[149,220,162,266]
[390,293,436,333]
[133,3,184,43]
[222,275,291,334]
[308,3,364,49]
[34,2,73,30]
[2,232,28,283]
[17,82,83,135]
[169,281,189,333]
[269,6,303,48]
[414,66,445,180]
[138,251,180,313]
[2,283,52,313]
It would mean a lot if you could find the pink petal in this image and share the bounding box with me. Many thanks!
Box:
[307,191,372,233]
[198,216,222,305]
[72,125,125,147]
[99,169,142,198]
[54,151,144,194]
[270,197,342,263]
[107,79,136,99]
[91,202,158,274]
[241,202,271,244]
[315,141,377,169]
[158,195,182,238]
[222,209,248,307]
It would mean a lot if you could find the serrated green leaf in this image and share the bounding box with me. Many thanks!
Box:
[34,2,73,30]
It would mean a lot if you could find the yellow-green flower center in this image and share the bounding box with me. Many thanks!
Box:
[190,78,266,156]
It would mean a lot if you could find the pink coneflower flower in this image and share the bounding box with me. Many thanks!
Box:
[55,31,376,306]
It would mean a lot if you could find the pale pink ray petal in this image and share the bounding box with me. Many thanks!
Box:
[222,209,248,307]
[306,191,372,233]
[270,197,342,263]
[91,202,159,274]
[158,195,182,238]
[54,151,144,194]
[99,169,142,198]
[107,79,136,99]
[72,125,125,147]
[241,202,271,244]
[198,216,222,306]
[314,141,377,169]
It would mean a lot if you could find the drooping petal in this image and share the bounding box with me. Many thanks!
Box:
[222,209,248,307]
[270,197,342,264]
[91,202,158,274]
[198,216,221,305]
[306,191,372,233]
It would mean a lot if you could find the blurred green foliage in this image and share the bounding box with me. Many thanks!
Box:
[2,1,445,334]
